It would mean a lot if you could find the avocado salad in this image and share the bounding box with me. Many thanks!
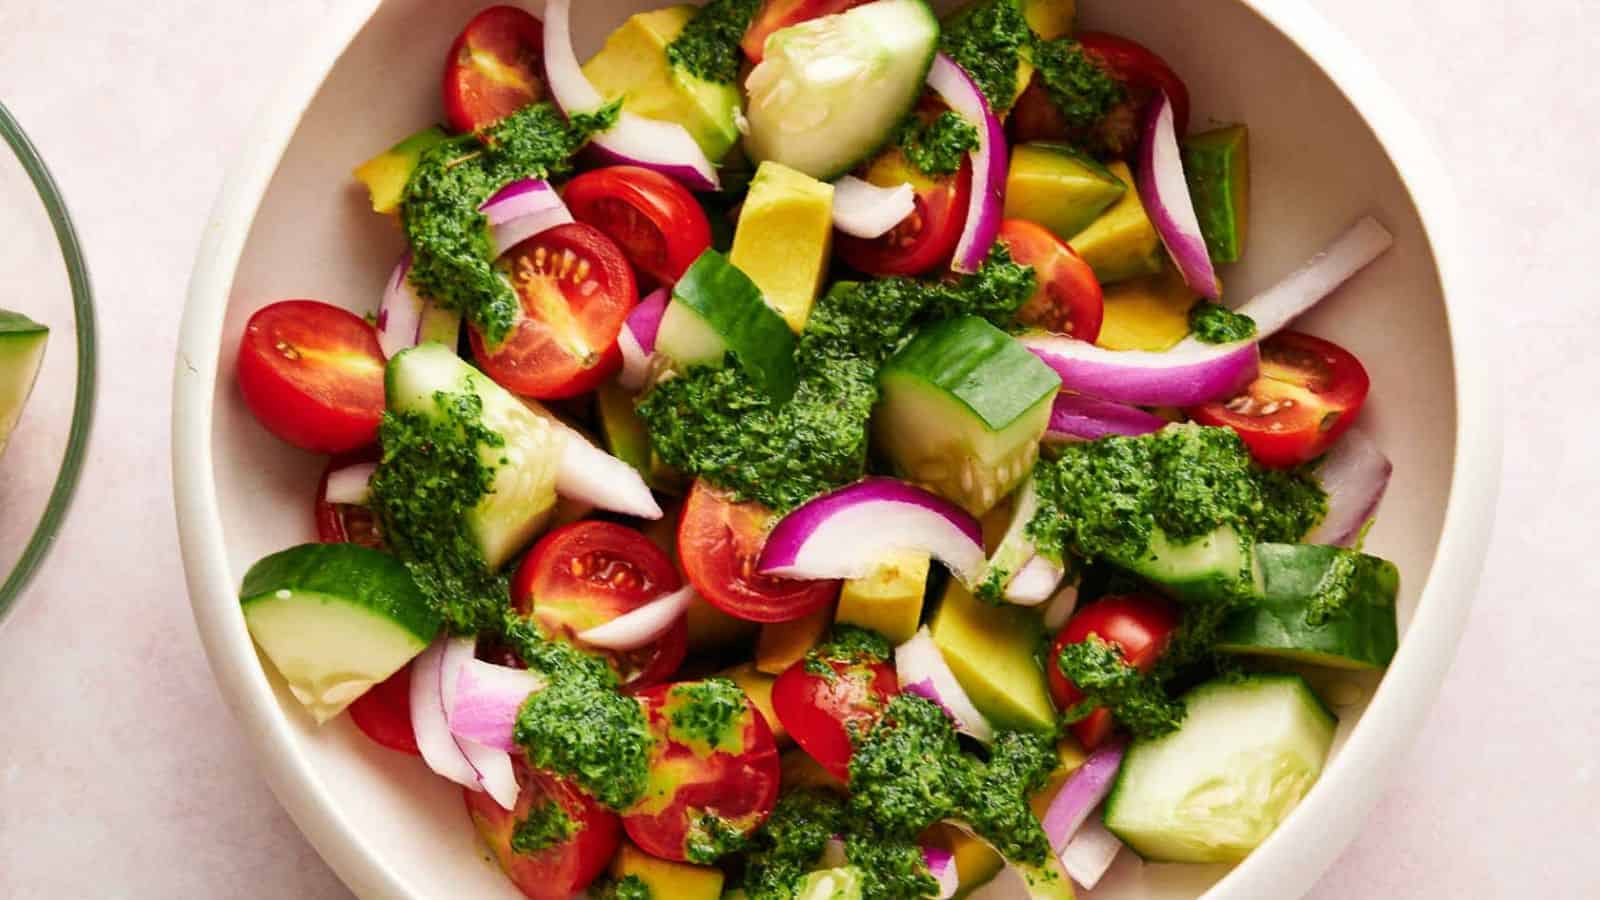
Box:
[232,1,1404,897]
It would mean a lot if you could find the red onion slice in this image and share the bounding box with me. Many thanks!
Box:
[619,287,669,391]
[832,176,915,239]
[1006,556,1064,606]
[925,845,959,899]
[1138,91,1219,299]
[1060,816,1123,890]
[478,178,573,257]
[758,477,985,585]
[438,637,519,810]
[1229,216,1394,341]
[896,627,995,743]
[1042,580,1080,630]
[378,254,462,359]
[577,585,695,651]
[1305,427,1393,546]
[323,461,375,506]
[1045,393,1167,443]
[926,53,1007,273]
[448,659,547,752]
[409,638,486,792]
[554,421,662,520]
[543,0,719,192]
[1040,742,1125,854]
[1022,332,1258,407]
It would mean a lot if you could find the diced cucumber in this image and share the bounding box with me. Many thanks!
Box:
[1004,143,1127,241]
[1218,543,1399,669]
[798,866,864,900]
[743,0,940,180]
[385,344,562,570]
[353,126,449,215]
[0,310,48,458]
[1182,125,1250,264]
[655,250,798,401]
[240,543,441,723]
[876,317,1059,515]
[980,474,1048,595]
[1116,525,1252,604]
[1104,674,1336,863]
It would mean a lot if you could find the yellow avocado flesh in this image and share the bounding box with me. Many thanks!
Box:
[582,6,741,161]
[929,581,1056,734]
[721,662,789,745]
[353,126,447,215]
[1005,143,1126,242]
[756,604,832,675]
[1069,160,1164,285]
[1096,263,1199,352]
[836,549,931,644]
[612,841,725,900]
[730,162,835,333]
[1021,0,1077,40]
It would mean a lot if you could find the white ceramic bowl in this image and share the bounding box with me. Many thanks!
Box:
[174,1,1500,897]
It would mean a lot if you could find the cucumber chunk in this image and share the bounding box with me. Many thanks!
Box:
[1219,543,1399,669]
[875,317,1059,515]
[743,0,940,180]
[0,310,48,458]
[655,250,798,401]
[1104,674,1335,863]
[1118,525,1252,604]
[385,343,562,570]
[240,543,441,723]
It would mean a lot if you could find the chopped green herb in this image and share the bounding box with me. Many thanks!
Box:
[686,812,749,864]
[667,677,750,754]
[897,111,980,177]
[1030,38,1126,131]
[939,0,1033,114]
[666,0,762,84]
[1057,635,1187,740]
[1189,302,1258,344]
[510,800,576,855]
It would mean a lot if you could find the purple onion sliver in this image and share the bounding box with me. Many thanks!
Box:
[1022,332,1259,407]
[1040,741,1126,853]
[1305,427,1393,546]
[1138,91,1219,299]
[1060,817,1123,889]
[926,53,1007,273]
[628,288,670,354]
[1046,393,1167,442]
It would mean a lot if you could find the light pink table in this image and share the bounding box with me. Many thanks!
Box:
[0,1,1592,897]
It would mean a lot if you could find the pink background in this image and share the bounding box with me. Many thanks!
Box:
[0,0,1593,897]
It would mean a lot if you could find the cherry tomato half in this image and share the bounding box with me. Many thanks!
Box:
[471,223,637,399]
[741,0,869,62]
[514,521,688,691]
[622,680,781,862]
[346,663,417,755]
[1049,594,1180,749]
[314,450,384,549]
[465,761,622,899]
[837,147,972,277]
[677,481,839,624]
[443,5,547,133]
[1189,331,1371,469]
[771,653,897,781]
[563,166,713,285]
[237,300,387,454]
[998,219,1104,342]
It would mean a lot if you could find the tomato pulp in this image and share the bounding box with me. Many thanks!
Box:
[443,5,547,133]
[514,521,688,691]
[999,219,1104,342]
[347,663,418,755]
[465,761,622,899]
[677,481,839,624]
[563,166,713,285]
[237,300,387,454]
[1049,594,1180,749]
[771,655,897,780]
[837,149,972,277]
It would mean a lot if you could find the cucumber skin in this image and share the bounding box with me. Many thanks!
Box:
[240,543,441,644]
[881,317,1060,432]
[672,250,798,401]
[1218,543,1400,669]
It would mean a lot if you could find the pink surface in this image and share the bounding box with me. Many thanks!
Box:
[0,1,1592,898]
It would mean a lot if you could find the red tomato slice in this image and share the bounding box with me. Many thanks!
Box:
[837,147,971,277]
[237,300,387,454]
[346,663,418,755]
[1049,594,1180,749]
[471,223,637,399]
[443,5,547,133]
[1189,331,1371,469]
[677,481,839,624]
[465,761,622,899]
[314,450,384,549]
[741,0,868,62]
[563,166,713,285]
[514,521,687,691]
[1077,32,1190,137]
[998,219,1104,342]
[771,655,897,780]
[622,681,781,862]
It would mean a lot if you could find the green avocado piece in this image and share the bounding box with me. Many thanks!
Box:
[582,5,742,161]
[1068,159,1164,285]
[1218,542,1399,669]
[1182,125,1250,264]
[352,126,448,215]
[1019,0,1077,39]
[611,841,725,899]
[929,580,1056,734]
[1005,142,1126,240]
[729,161,835,333]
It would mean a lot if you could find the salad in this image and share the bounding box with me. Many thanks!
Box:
[232,1,1402,897]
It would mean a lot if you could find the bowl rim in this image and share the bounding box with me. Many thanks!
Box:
[171,1,1502,897]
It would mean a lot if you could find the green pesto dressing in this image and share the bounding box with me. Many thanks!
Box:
[666,0,762,85]
[1030,38,1126,131]
[665,677,750,756]
[896,111,979,178]
[940,0,1034,114]
[1189,302,1258,344]
[1056,635,1185,740]
[594,874,653,900]
[510,799,577,854]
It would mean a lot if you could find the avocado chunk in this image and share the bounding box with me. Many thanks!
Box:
[0,309,48,458]
[353,126,449,215]
[928,580,1056,734]
[597,381,683,493]
[721,662,789,744]
[1182,124,1250,264]
[1096,263,1199,352]
[755,604,833,675]
[875,317,1059,516]
[1069,159,1164,285]
[836,549,931,645]
[1218,543,1399,669]
[655,250,799,401]
[729,161,835,332]
[1020,0,1077,39]
[1004,142,1126,241]
[582,6,742,161]
[611,840,725,900]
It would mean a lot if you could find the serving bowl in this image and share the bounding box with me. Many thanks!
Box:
[173,0,1499,897]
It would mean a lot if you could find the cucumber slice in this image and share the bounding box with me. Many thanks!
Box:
[655,250,798,401]
[1104,674,1336,863]
[385,343,562,569]
[1117,525,1252,604]
[876,317,1059,515]
[0,310,48,458]
[1218,543,1399,669]
[240,543,441,723]
[743,0,940,180]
